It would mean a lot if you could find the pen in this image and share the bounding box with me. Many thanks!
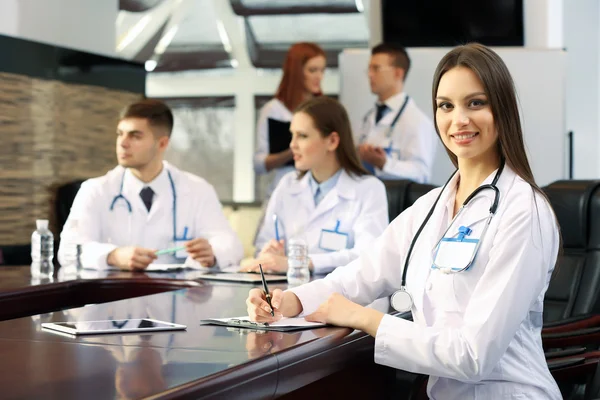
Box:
[155,246,186,256]
[258,263,274,317]
[273,214,280,241]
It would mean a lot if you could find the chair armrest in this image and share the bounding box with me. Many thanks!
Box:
[547,356,585,370]
[549,357,598,384]
[543,314,600,333]
[545,347,587,360]
[543,327,600,349]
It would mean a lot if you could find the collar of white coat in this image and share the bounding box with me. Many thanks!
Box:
[307,169,343,199]
[116,161,192,197]
[380,91,407,113]
[287,169,358,200]
[437,163,518,224]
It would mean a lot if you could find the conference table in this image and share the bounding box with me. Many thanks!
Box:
[0,266,405,399]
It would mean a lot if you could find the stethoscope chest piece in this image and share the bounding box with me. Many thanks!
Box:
[391,287,413,313]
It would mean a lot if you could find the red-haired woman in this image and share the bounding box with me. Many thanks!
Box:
[254,42,326,198]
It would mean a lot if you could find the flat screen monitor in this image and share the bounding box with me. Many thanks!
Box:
[382,0,524,47]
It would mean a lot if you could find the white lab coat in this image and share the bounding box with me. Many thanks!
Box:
[289,166,562,399]
[255,170,389,274]
[58,161,243,270]
[359,92,437,183]
[253,98,295,198]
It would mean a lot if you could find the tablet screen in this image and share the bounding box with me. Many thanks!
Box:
[42,319,186,335]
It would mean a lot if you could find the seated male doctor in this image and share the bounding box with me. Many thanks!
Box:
[58,99,243,270]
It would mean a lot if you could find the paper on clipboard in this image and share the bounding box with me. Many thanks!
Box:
[200,316,325,332]
[145,263,187,271]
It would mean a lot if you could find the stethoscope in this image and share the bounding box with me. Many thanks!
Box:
[390,160,505,313]
[109,169,187,242]
[361,97,410,176]
[363,96,410,145]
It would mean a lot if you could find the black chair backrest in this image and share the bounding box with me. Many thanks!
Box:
[543,180,600,322]
[55,180,85,235]
[383,180,438,223]
[0,244,31,266]
[383,180,413,222]
[405,183,438,209]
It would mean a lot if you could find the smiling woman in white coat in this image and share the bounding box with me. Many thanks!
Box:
[58,100,243,271]
[245,96,389,275]
[246,44,563,399]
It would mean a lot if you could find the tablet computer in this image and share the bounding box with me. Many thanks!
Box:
[198,272,288,283]
[41,318,187,336]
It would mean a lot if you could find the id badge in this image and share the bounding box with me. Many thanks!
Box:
[319,230,349,251]
[432,238,478,272]
[319,220,349,252]
[174,239,188,259]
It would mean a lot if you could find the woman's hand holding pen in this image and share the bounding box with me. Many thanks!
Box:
[247,288,284,323]
[245,253,288,273]
[260,239,285,257]
[246,288,303,323]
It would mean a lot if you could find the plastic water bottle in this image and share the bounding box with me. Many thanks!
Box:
[287,237,310,287]
[59,219,81,270]
[31,219,54,278]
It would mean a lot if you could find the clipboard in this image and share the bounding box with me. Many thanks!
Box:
[200,316,325,332]
[268,118,294,167]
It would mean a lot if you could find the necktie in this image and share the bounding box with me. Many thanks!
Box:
[314,186,323,206]
[375,103,389,124]
[139,187,154,212]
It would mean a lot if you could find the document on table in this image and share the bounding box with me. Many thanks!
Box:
[200,316,326,332]
[101,263,187,272]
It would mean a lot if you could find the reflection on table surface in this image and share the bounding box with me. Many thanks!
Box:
[0,275,353,399]
[0,265,290,291]
[0,265,391,399]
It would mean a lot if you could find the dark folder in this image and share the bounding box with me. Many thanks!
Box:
[268,118,294,167]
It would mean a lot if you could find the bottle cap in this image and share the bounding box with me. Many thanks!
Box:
[36,219,49,230]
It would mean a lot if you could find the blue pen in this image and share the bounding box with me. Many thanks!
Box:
[334,220,341,232]
[273,214,280,241]
[182,226,188,240]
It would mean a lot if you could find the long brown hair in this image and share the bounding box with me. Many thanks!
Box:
[275,42,325,112]
[432,43,562,265]
[432,43,542,195]
[294,97,367,179]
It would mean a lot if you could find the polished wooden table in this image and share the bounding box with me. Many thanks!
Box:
[0,267,400,399]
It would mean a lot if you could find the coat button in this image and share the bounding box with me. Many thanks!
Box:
[427,282,433,291]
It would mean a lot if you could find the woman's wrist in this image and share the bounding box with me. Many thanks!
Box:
[354,307,385,337]
[281,291,303,317]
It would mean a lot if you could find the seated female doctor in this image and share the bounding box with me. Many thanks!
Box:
[246,43,562,399]
[244,96,389,275]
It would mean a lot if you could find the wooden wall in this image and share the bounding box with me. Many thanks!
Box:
[0,71,141,244]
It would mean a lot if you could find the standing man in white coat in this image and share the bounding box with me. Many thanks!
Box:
[58,99,243,271]
[246,44,562,399]
[358,43,437,183]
